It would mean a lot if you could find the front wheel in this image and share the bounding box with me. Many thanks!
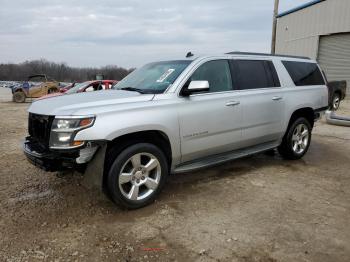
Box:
[107,143,168,209]
[278,117,312,160]
[13,91,26,103]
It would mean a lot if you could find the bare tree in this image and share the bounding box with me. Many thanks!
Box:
[0,59,133,82]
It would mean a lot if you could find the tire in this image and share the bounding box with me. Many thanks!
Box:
[332,93,341,111]
[107,143,168,209]
[278,117,312,160]
[47,88,57,94]
[13,91,26,103]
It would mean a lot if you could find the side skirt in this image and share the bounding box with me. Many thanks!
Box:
[172,141,279,174]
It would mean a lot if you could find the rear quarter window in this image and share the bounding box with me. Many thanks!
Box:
[282,61,325,86]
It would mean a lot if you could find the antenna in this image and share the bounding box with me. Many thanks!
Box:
[186,52,194,58]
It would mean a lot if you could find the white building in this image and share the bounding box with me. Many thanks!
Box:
[275,0,350,92]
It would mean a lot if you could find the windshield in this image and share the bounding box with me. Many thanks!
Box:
[66,81,92,94]
[113,60,191,93]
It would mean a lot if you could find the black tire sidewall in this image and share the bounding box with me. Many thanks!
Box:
[280,117,312,159]
[107,143,168,209]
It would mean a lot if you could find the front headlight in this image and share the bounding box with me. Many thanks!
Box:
[49,116,95,149]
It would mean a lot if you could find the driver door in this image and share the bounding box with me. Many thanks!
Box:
[178,59,243,162]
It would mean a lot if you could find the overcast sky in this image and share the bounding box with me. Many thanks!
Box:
[0,0,310,68]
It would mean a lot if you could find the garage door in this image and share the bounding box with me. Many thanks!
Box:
[318,33,350,94]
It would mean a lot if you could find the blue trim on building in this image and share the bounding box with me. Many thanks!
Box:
[277,0,326,18]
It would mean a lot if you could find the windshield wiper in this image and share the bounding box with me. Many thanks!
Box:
[120,87,145,94]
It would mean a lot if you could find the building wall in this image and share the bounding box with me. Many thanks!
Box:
[275,0,350,59]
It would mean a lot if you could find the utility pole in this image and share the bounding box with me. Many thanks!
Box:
[271,0,280,54]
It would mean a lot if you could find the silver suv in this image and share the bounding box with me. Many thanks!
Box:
[24,52,329,209]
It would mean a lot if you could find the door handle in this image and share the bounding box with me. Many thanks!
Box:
[226,101,240,106]
[272,96,283,101]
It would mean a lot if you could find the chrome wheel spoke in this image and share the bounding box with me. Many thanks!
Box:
[145,158,159,172]
[301,129,308,138]
[145,177,158,190]
[296,124,302,134]
[293,142,298,152]
[292,134,298,142]
[128,185,139,200]
[119,172,132,184]
[131,154,141,168]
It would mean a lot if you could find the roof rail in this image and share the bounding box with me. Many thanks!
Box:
[226,51,310,60]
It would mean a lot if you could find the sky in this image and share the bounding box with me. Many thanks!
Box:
[0,0,311,68]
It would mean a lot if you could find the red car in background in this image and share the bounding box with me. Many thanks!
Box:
[65,80,117,94]
[59,82,78,93]
[38,80,118,100]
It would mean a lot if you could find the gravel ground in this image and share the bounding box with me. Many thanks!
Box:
[1,87,350,262]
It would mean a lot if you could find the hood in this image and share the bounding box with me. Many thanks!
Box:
[28,90,155,116]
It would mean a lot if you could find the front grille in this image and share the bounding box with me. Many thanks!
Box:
[28,113,54,147]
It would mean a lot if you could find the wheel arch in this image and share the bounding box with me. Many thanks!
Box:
[103,130,173,191]
[286,107,315,132]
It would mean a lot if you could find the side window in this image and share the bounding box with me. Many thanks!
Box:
[266,61,281,87]
[282,61,325,86]
[233,60,277,90]
[190,60,233,93]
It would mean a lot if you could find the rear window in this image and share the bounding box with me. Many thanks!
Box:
[232,60,280,90]
[282,61,325,86]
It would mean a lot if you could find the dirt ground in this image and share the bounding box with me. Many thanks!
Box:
[0,87,350,262]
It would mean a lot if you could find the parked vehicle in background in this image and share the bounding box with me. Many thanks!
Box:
[0,81,20,89]
[327,80,347,110]
[23,52,329,209]
[59,82,78,93]
[38,80,118,100]
[12,74,59,103]
[65,80,117,94]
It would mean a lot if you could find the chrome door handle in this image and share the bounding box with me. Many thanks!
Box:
[226,101,240,106]
[272,96,283,101]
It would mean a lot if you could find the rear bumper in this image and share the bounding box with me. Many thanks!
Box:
[23,138,101,172]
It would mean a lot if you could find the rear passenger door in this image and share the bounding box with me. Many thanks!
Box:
[231,59,285,147]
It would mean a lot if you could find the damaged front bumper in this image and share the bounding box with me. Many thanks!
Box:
[23,138,102,172]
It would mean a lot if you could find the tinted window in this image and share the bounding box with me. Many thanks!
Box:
[266,61,281,87]
[282,61,325,86]
[190,60,233,93]
[233,60,278,90]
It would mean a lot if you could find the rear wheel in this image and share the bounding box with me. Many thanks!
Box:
[332,93,340,110]
[13,91,26,103]
[107,143,168,209]
[278,117,312,160]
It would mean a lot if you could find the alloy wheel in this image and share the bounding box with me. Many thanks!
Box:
[118,152,161,201]
[291,123,309,154]
[333,96,340,110]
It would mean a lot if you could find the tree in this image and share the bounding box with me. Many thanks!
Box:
[0,59,133,82]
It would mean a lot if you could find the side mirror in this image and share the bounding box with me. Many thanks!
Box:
[182,80,209,96]
[85,86,94,92]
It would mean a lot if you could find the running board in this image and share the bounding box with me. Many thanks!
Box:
[173,142,279,174]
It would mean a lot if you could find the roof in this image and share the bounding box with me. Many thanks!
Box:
[226,51,310,60]
[277,0,325,18]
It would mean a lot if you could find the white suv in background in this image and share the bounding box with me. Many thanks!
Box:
[24,52,329,208]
